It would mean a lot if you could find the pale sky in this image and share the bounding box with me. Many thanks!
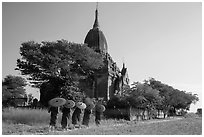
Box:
[2,2,202,112]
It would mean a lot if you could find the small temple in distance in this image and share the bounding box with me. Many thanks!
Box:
[83,4,130,101]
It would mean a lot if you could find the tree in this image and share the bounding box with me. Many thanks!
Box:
[169,90,199,111]
[16,40,105,106]
[2,75,27,107]
[2,85,12,105]
[127,82,163,110]
[147,78,199,116]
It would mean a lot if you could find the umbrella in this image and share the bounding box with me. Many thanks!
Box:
[84,97,93,104]
[76,102,86,109]
[48,97,66,107]
[64,100,75,108]
[86,103,95,110]
[96,105,106,112]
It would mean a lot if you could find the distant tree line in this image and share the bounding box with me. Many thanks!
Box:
[106,78,199,118]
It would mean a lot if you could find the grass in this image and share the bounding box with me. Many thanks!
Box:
[2,108,202,135]
[53,117,202,135]
[2,107,119,126]
[2,108,53,125]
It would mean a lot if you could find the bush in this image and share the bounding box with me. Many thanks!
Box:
[106,96,129,109]
[104,97,130,120]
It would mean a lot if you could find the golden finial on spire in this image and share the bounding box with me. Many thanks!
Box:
[93,2,99,28]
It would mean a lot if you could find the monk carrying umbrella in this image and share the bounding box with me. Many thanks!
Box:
[95,99,106,126]
[61,100,75,131]
[82,98,95,127]
[72,102,86,128]
[48,97,66,131]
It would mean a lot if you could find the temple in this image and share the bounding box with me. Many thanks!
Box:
[83,5,129,101]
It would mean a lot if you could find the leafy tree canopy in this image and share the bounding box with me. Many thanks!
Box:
[126,82,163,109]
[146,78,199,111]
[16,40,104,87]
[107,77,199,115]
[16,40,105,105]
[2,75,27,107]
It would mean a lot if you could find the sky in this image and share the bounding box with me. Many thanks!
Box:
[2,2,202,112]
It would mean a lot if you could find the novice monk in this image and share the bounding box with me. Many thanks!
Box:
[82,107,92,127]
[95,106,102,126]
[95,100,105,126]
[72,107,82,128]
[48,106,59,131]
[61,106,71,130]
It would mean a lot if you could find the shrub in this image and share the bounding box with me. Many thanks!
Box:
[106,96,129,109]
[104,97,130,120]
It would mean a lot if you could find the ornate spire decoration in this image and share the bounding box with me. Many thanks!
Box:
[93,2,99,29]
[121,62,127,76]
[122,62,125,69]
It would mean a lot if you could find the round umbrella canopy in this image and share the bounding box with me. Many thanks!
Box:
[48,97,66,107]
[64,100,75,108]
[76,102,86,109]
[86,103,95,110]
[96,105,106,112]
[84,97,93,105]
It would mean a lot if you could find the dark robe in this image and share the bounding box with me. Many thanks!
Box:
[95,110,102,126]
[72,107,82,125]
[61,107,71,128]
[48,107,59,127]
[82,109,92,126]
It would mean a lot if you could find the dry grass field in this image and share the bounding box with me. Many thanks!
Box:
[2,108,202,135]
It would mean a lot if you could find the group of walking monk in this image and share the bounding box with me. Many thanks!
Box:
[48,97,105,131]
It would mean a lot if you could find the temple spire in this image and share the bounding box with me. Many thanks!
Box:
[93,2,99,29]
[122,58,125,69]
[122,62,125,69]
